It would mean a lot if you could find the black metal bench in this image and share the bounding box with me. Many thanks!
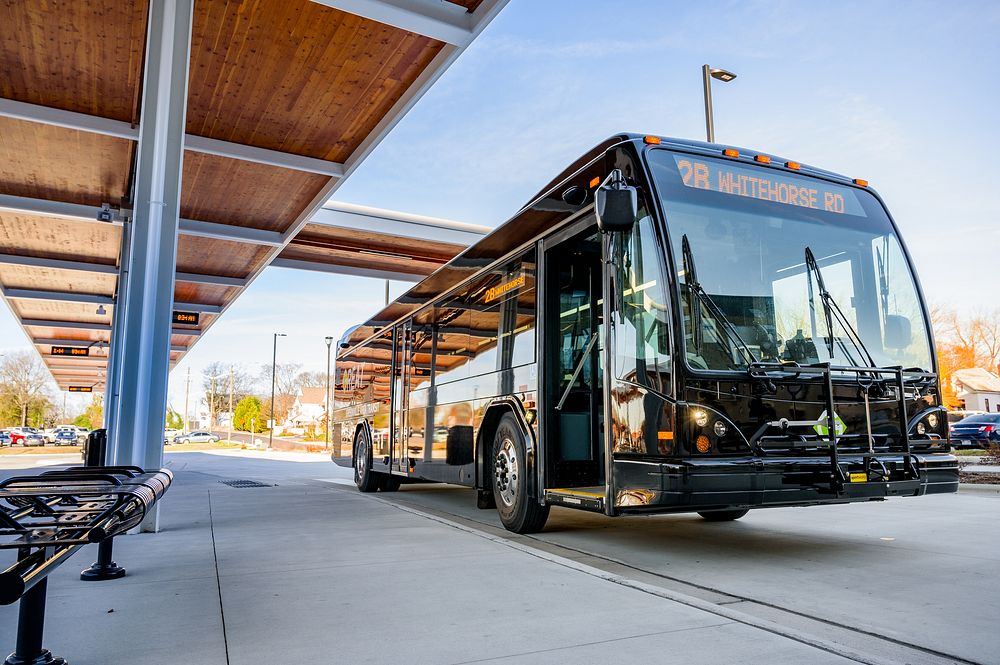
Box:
[0,465,172,665]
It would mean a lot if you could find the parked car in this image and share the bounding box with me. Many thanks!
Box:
[174,431,220,444]
[163,428,181,444]
[9,427,45,447]
[0,430,10,447]
[54,429,79,446]
[42,428,59,443]
[950,413,1000,449]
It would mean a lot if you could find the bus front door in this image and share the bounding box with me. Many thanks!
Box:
[391,321,412,475]
[542,222,606,505]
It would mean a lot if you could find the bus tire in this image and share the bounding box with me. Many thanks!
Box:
[492,413,548,533]
[354,429,379,493]
[380,474,401,492]
[698,508,749,522]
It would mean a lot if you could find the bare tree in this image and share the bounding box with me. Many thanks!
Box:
[295,370,326,388]
[259,362,302,422]
[202,362,257,426]
[0,351,52,426]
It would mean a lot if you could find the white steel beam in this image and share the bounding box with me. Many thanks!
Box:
[174,301,222,314]
[31,338,106,346]
[1,287,114,305]
[0,97,344,177]
[175,272,247,288]
[22,319,113,331]
[177,218,283,246]
[0,193,114,224]
[311,202,488,245]
[310,0,474,46]
[0,253,119,275]
[271,257,424,282]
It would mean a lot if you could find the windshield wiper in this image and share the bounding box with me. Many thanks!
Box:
[803,247,877,369]
[681,235,758,367]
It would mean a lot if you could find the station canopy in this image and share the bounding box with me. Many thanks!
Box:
[0,0,500,391]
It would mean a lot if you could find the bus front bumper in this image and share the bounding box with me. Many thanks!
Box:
[611,452,959,512]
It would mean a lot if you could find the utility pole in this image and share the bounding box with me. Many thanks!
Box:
[384,280,389,306]
[269,333,286,450]
[701,64,737,144]
[325,336,333,451]
[227,364,233,444]
[183,367,190,433]
[210,374,217,429]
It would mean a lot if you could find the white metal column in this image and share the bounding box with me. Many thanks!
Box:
[104,215,131,462]
[110,0,194,533]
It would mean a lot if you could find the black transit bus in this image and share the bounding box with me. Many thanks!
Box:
[330,133,958,534]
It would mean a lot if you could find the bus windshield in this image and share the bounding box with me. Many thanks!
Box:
[646,149,933,373]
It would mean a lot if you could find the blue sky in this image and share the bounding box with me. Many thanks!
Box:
[2,0,998,415]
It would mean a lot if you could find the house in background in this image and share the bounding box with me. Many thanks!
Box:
[952,368,1000,412]
[281,387,327,435]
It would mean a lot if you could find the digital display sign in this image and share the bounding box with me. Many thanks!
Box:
[68,386,93,393]
[172,311,200,325]
[51,345,89,357]
[484,274,525,303]
[674,155,866,217]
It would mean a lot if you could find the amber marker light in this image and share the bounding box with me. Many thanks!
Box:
[643,135,662,145]
[853,178,869,187]
[786,161,801,170]
[754,155,771,164]
[695,435,712,453]
[722,148,739,158]
[589,176,601,188]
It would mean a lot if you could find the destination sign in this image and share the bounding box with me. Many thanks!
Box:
[172,311,200,325]
[51,345,89,357]
[674,155,866,217]
[484,274,525,303]
[68,386,93,393]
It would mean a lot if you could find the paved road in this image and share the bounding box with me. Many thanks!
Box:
[3,452,994,664]
[353,480,998,665]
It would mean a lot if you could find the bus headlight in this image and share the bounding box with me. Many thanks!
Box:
[926,413,938,429]
[692,409,708,427]
[713,420,728,437]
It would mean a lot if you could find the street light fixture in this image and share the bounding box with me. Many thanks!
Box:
[702,64,737,144]
[268,333,287,450]
[325,336,333,451]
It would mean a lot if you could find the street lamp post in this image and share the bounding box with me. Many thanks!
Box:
[269,333,286,450]
[325,336,333,451]
[701,64,737,143]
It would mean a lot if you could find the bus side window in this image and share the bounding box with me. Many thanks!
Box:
[614,213,672,394]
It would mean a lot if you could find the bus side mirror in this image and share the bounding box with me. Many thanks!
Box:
[595,169,637,233]
[884,314,912,349]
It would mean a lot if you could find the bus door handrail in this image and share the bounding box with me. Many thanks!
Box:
[555,332,599,412]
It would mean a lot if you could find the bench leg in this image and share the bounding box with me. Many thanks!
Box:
[79,539,125,582]
[5,578,66,665]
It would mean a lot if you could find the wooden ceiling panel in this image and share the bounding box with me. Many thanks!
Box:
[279,244,441,277]
[0,212,120,263]
[174,282,234,307]
[11,300,114,322]
[0,118,134,206]
[187,0,444,162]
[0,1,148,123]
[175,235,271,278]
[446,0,484,9]
[293,224,465,261]
[25,326,107,342]
[0,265,116,296]
[181,151,328,231]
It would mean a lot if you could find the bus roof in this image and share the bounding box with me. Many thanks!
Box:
[338,133,863,354]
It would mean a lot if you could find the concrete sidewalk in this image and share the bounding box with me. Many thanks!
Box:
[2,452,863,664]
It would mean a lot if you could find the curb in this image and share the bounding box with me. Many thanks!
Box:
[958,483,1000,495]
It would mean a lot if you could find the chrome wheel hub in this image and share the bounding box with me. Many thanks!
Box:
[494,438,518,507]
[356,439,367,481]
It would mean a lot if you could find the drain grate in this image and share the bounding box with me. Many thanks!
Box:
[219,479,273,488]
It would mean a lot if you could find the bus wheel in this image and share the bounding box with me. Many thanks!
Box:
[697,509,749,522]
[492,413,548,533]
[354,430,379,493]
[379,474,401,492]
